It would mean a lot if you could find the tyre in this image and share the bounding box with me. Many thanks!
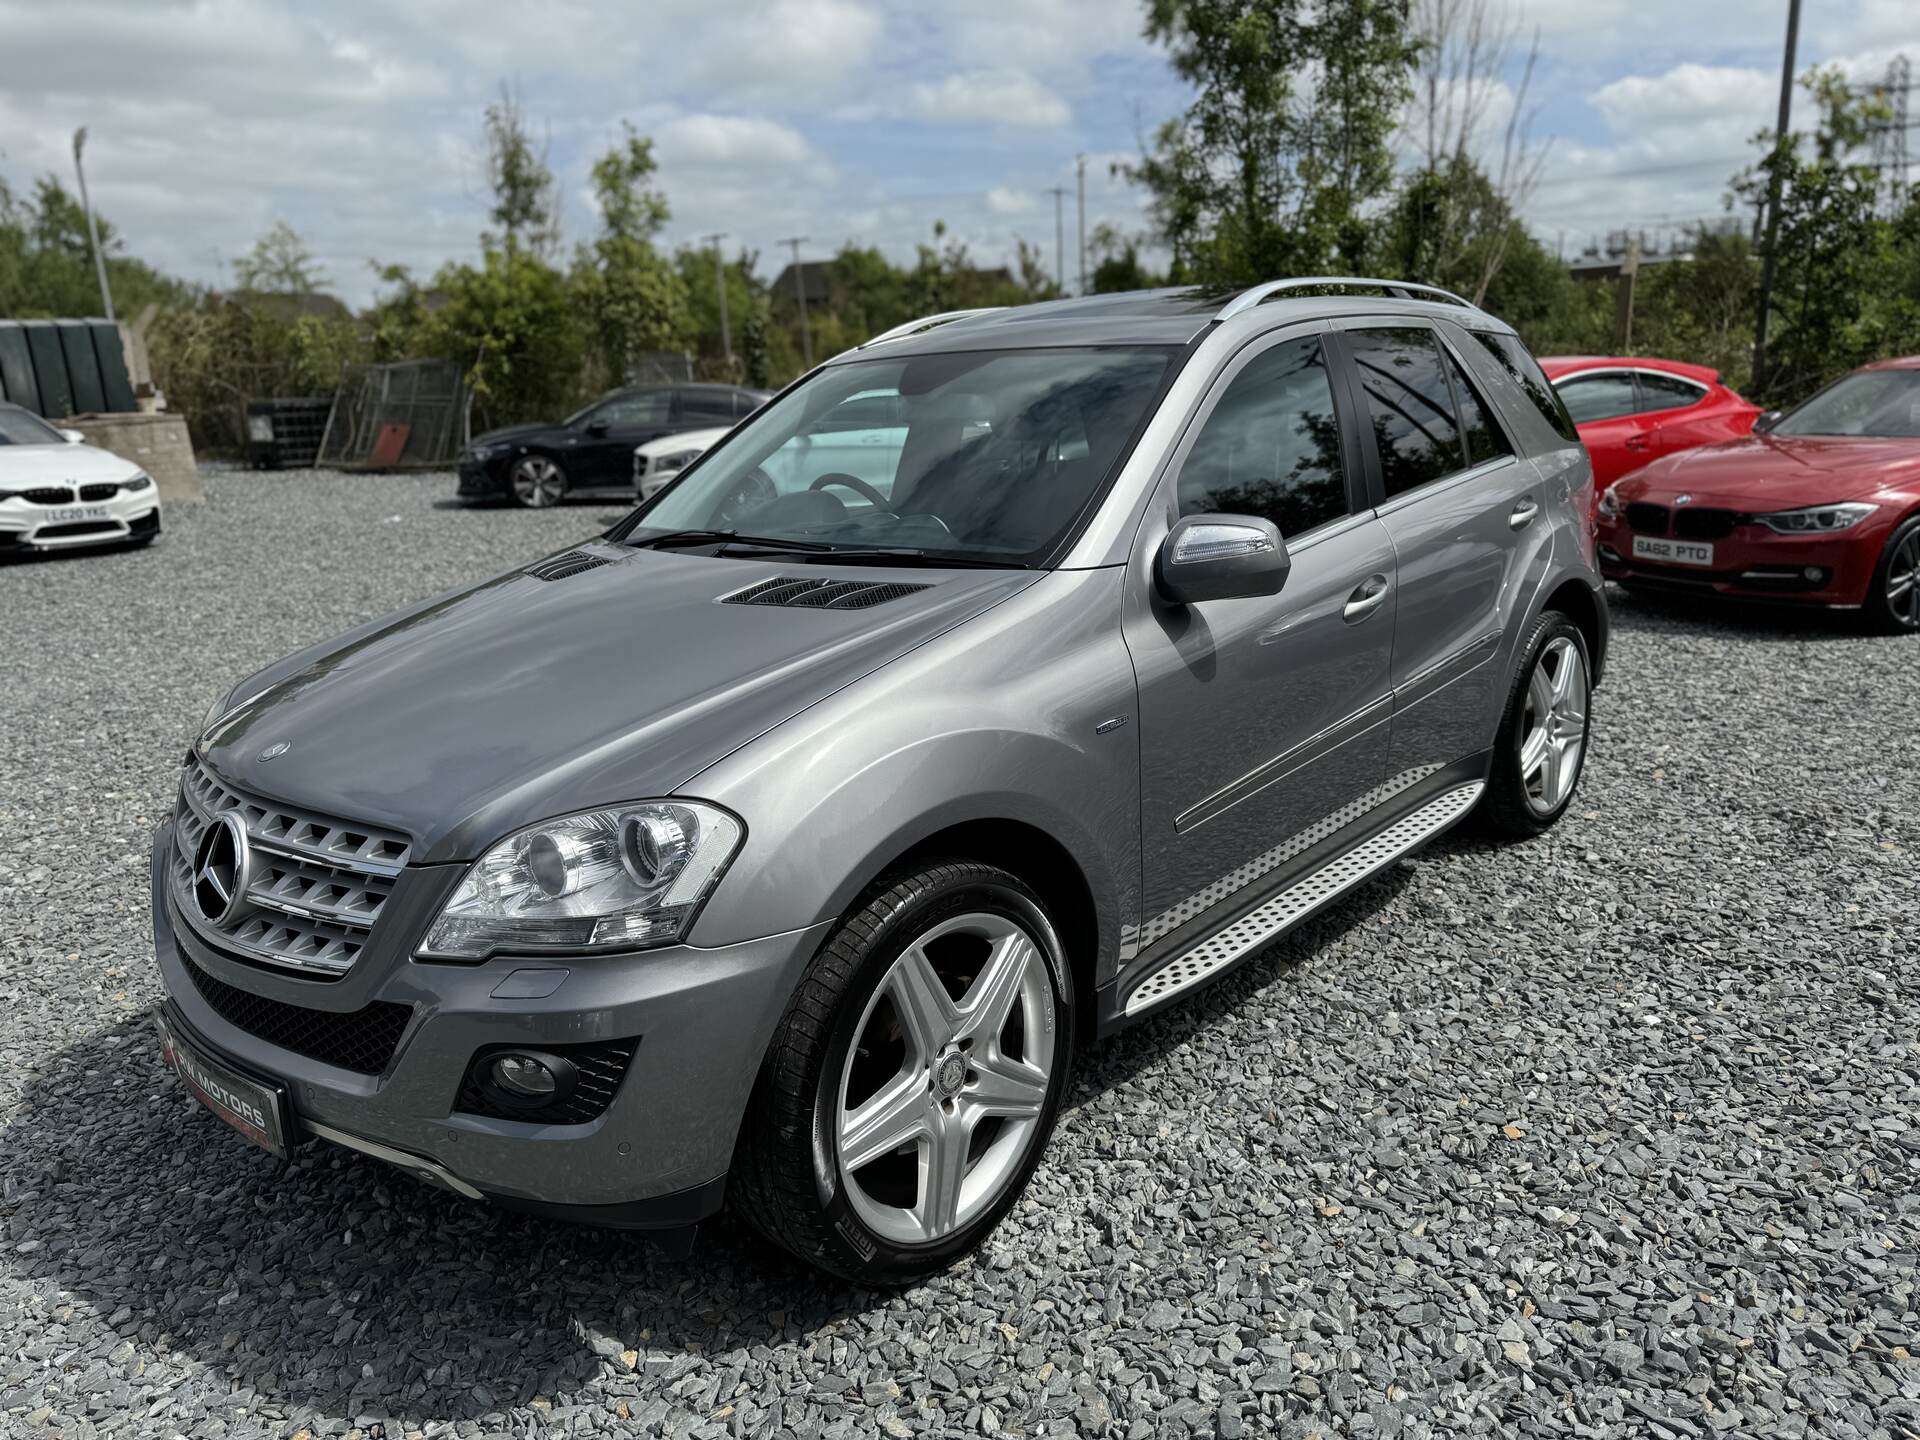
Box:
[732,862,1075,1285]
[1864,513,1920,634]
[1477,612,1592,839]
[509,455,567,508]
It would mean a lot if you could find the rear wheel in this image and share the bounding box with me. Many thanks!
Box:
[509,455,567,508]
[1865,514,1920,634]
[732,862,1074,1285]
[1477,613,1591,839]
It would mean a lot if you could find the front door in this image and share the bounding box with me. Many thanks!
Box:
[576,389,678,487]
[1122,326,1397,970]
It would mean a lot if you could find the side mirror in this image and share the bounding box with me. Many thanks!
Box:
[586,419,611,437]
[59,428,86,444]
[1155,513,1291,605]
[1752,409,1782,434]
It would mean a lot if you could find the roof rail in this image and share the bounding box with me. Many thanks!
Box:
[858,307,1004,349]
[1217,277,1477,321]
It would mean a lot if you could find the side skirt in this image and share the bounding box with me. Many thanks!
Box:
[1101,772,1485,1032]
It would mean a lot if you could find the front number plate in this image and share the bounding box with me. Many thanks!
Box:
[53,505,111,523]
[155,1009,291,1157]
[1632,535,1714,568]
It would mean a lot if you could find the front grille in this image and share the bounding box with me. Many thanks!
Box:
[723,576,931,610]
[455,1038,640,1125]
[22,487,74,506]
[1625,503,1670,535]
[37,521,119,539]
[180,947,411,1075]
[79,483,119,502]
[1673,507,1739,540]
[170,757,411,978]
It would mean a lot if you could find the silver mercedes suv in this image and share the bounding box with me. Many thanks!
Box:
[152,280,1605,1283]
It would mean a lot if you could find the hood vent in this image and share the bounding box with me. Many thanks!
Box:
[723,576,932,611]
[524,549,616,582]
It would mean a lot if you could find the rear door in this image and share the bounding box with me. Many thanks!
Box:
[1123,324,1397,970]
[577,389,677,486]
[1333,318,1546,778]
[1554,370,1646,489]
[1634,370,1718,460]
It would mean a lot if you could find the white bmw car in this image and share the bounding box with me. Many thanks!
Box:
[0,403,161,555]
[631,427,728,501]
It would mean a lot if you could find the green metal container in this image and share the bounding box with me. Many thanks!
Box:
[22,321,72,419]
[58,319,107,414]
[0,322,38,413]
[90,320,136,411]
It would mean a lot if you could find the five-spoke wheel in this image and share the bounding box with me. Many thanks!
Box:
[1518,635,1589,815]
[509,455,566,508]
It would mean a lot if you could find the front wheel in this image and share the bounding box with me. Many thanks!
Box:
[1477,612,1592,839]
[1865,514,1920,634]
[508,455,567,508]
[732,862,1074,1285]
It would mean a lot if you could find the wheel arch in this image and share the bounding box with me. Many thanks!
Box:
[1539,574,1608,687]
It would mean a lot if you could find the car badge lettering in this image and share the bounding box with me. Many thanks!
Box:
[258,741,290,761]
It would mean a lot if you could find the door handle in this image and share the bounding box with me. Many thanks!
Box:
[1624,433,1650,451]
[1343,574,1390,624]
[1509,498,1540,529]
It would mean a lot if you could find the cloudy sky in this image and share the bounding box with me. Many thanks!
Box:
[1,0,1913,308]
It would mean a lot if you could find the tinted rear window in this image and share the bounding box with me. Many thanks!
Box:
[1470,332,1579,442]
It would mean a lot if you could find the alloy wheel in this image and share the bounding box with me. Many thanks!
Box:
[1886,528,1920,629]
[1518,635,1588,815]
[511,456,564,508]
[835,911,1056,1246]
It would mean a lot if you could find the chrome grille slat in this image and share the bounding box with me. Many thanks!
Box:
[170,756,410,978]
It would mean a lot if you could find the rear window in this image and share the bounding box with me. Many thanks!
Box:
[1469,332,1579,443]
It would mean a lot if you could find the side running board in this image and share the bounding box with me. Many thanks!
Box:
[1123,782,1484,1017]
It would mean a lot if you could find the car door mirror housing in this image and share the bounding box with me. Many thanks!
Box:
[1753,409,1782,434]
[586,419,611,437]
[60,427,86,444]
[1155,513,1291,605]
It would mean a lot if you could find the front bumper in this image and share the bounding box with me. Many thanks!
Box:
[0,489,161,552]
[456,457,508,499]
[150,819,829,1223]
[1596,513,1883,607]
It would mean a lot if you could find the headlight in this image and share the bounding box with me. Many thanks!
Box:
[419,801,743,959]
[1753,502,1877,534]
[652,448,704,474]
[124,472,154,492]
[1596,486,1622,518]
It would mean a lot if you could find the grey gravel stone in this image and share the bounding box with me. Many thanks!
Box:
[2,467,1918,1439]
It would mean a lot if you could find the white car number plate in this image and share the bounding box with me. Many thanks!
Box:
[1632,535,1713,568]
[54,505,111,523]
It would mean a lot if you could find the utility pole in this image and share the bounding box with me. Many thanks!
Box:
[71,128,116,322]
[701,232,732,366]
[780,235,813,369]
[1075,154,1087,296]
[1752,0,1803,393]
[1046,186,1068,296]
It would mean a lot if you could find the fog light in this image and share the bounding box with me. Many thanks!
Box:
[1803,567,1825,583]
[483,1049,578,1109]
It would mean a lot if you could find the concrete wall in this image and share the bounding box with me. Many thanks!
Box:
[66,413,203,506]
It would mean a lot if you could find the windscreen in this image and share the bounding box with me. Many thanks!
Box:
[0,407,63,446]
[1774,371,1920,438]
[623,347,1174,566]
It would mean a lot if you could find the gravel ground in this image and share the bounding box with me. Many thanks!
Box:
[1,467,1916,1440]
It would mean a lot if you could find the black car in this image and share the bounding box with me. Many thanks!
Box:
[457,384,770,507]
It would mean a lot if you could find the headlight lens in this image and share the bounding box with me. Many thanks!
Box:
[1596,486,1622,518]
[124,472,154,492]
[1753,502,1877,534]
[652,448,704,474]
[419,801,743,959]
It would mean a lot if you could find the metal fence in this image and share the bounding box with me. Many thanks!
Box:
[316,359,471,469]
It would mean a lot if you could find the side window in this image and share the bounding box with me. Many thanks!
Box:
[681,391,738,426]
[1635,372,1706,413]
[1555,374,1638,424]
[734,391,764,418]
[1346,327,1463,498]
[1438,344,1511,467]
[1177,335,1349,538]
[595,391,674,428]
[1469,331,1579,442]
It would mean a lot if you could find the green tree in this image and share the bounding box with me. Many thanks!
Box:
[483,83,561,260]
[1087,223,1165,293]
[233,220,326,293]
[422,243,585,430]
[1127,0,1418,282]
[571,124,691,383]
[0,172,191,319]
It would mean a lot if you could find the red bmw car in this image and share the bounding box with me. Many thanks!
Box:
[1595,356,1920,631]
[1543,356,1761,496]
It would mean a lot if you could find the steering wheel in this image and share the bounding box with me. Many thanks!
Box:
[713,467,777,527]
[808,472,894,513]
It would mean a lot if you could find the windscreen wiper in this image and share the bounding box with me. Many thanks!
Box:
[628,529,834,553]
[720,544,1034,570]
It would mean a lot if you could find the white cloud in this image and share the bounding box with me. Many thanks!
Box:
[911,71,1072,129]
[986,185,1038,215]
